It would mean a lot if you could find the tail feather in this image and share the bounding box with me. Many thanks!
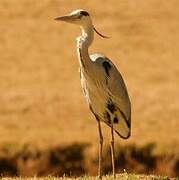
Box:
[105,113,131,139]
[113,116,131,139]
[105,119,130,139]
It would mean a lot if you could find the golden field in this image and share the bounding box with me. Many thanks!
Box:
[0,0,179,177]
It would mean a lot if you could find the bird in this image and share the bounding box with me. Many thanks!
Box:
[54,9,131,179]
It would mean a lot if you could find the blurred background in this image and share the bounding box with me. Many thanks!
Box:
[0,0,179,177]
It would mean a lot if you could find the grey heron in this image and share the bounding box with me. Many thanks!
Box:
[54,9,131,178]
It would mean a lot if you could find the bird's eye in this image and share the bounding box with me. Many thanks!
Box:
[80,11,89,16]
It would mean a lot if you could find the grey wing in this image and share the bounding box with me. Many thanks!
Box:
[91,54,131,139]
[107,60,131,139]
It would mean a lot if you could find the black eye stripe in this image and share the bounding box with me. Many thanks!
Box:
[80,11,89,16]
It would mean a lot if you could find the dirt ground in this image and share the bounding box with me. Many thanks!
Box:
[0,0,179,177]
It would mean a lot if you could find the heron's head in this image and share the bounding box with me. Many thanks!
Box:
[54,9,109,38]
[54,9,91,27]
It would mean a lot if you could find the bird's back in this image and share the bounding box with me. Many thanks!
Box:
[80,53,131,139]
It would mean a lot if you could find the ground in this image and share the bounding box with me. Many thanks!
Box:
[0,173,176,180]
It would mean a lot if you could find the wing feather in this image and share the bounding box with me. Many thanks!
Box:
[90,54,131,139]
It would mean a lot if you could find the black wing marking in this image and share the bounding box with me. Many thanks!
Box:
[105,98,130,128]
[102,61,111,76]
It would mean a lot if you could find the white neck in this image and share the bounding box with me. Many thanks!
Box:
[76,23,94,70]
[81,24,94,47]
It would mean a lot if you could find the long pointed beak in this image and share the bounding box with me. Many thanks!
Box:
[54,14,75,22]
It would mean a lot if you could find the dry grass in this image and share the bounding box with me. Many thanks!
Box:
[0,0,179,176]
[0,173,175,180]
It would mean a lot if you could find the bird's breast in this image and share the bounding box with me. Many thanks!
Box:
[80,69,108,116]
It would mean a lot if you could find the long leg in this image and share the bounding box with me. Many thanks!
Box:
[97,120,103,179]
[110,120,116,178]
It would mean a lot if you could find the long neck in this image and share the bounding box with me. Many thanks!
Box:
[81,25,94,48]
[77,24,94,70]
